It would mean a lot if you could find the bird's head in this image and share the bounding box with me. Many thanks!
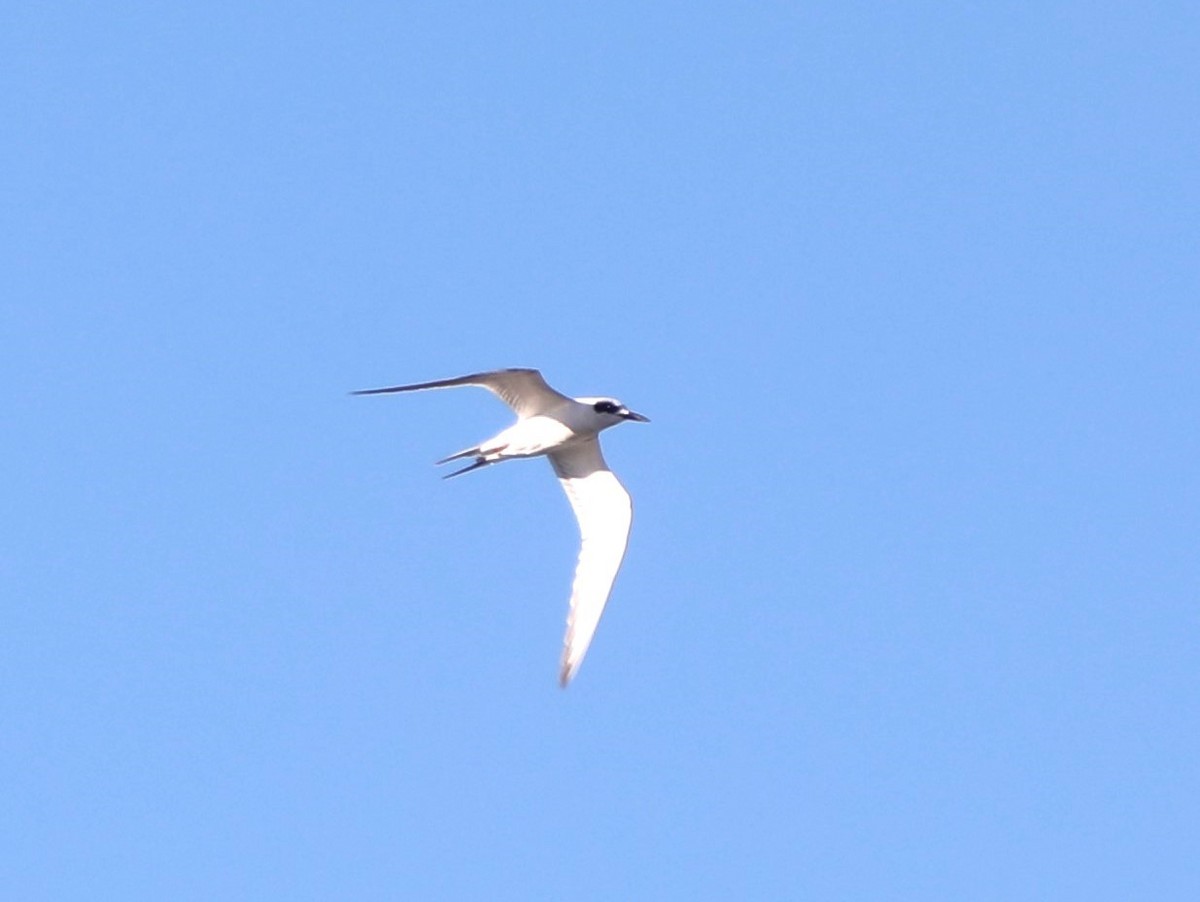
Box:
[579,397,651,426]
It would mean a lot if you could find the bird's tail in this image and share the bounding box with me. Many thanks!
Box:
[435,444,496,479]
[441,458,494,479]
[436,445,480,465]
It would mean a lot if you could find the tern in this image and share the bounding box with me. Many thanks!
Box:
[353,368,649,686]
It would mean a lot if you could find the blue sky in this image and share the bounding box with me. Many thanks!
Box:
[4,2,1198,898]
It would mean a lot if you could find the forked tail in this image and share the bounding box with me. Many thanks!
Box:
[441,458,494,479]
[435,444,480,465]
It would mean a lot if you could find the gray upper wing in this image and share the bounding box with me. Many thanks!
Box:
[352,368,570,417]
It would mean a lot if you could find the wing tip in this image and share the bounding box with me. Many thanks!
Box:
[559,642,583,686]
[558,657,580,688]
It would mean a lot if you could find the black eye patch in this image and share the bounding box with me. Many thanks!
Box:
[593,400,620,414]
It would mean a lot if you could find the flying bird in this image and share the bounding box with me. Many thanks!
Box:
[353,368,648,686]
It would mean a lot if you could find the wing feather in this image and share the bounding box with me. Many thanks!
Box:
[549,438,633,686]
[352,368,570,417]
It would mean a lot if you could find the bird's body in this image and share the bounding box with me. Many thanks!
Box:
[353,368,648,685]
[442,412,580,467]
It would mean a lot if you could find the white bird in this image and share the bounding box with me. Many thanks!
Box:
[353,368,649,686]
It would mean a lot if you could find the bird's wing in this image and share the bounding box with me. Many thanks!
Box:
[351,368,570,417]
[549,438,633,687]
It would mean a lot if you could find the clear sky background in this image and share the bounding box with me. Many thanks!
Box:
[4,3,1198,899]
